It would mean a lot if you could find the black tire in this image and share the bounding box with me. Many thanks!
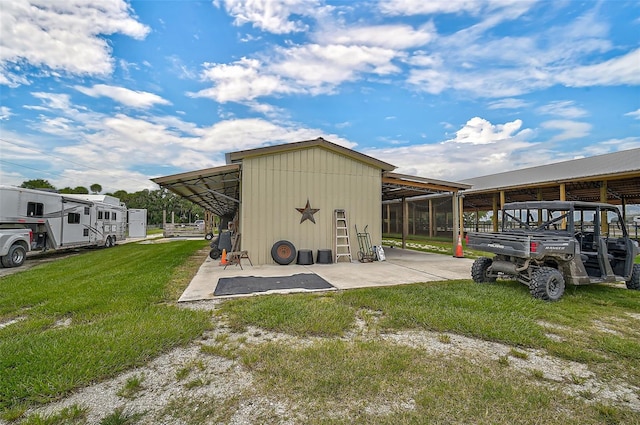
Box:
[271,240,296,265]
[105,236,112,248]
[626,264,640,290]
[209,247,221,260]
[205,232,214,241]
[530,267,565,301]
[1,244,27,268]
[471,257,496,283]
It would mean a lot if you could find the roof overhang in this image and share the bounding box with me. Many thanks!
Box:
[151,164,241,218]
[382,172,472,201]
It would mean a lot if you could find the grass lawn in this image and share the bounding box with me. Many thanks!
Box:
[1,237,639,424]
[0,240,211,419]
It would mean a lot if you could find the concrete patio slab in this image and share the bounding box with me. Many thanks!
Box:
[179,247,474,302]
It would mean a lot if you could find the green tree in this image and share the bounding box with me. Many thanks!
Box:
[90,183,102,194]
[59,186,89,194]
[20,179,56,190]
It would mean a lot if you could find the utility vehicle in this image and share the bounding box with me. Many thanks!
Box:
[467,201,640,301]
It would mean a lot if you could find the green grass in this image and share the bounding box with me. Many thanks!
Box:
[382,234,490,258]
[219,280,640,389]
[0,241,211,414]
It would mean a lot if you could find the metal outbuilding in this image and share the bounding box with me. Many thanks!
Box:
[152,137,469,264]
[460,148,640,231]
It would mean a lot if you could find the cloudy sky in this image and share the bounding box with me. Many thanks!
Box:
[1,0,639,193]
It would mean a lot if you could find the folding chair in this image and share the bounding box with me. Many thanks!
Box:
[224,233,253,270]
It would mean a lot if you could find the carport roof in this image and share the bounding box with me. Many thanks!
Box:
[382,172,471,201]
[152,139,470,216]
[151,164,241,218]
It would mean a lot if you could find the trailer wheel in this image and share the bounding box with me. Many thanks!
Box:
[205,232,214,241]
[530,267,565,301]
[105,236,112,248]
[626,264,640,290]
[271,240,296,265]
[1,244,27,268]
[209,247,221,260]
[471,257,496,283]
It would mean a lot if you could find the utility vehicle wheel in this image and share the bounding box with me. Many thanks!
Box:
[626,264,640,290]
[205,232,214,241]
[471,257,496,283]
[1,244,26,268]
[271,240,296,265]
[530,267,565,301]
[209,247,221,260]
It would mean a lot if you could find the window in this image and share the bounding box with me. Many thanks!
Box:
[98,210,103,219]
[84,207,90,215]
[68,213,80,224]
[112,212,117,220]
[27,202,44,217]
[83,229,89,236]
[104,211,110,220]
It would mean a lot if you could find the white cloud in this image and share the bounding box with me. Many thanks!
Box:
[270,44,400,91]
[193,58,298,103]
[0,0,150,86]
[555,48,640,87]
[536,101,588,119]
[315,23,435,50]
[214,0,321,34]
[74,84,171,109]
[0,106,12,120]
[364,117,535,180]
[193,44,402,103]
[625,109,640,120]
[541,120,592,142]
[487,98,530,109]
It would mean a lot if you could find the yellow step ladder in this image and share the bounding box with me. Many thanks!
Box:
[334,209,352,263]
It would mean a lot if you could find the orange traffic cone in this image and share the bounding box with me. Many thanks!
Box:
[454,234,464,258]
[220,248,227,265]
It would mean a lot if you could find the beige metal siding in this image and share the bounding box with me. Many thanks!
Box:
[240,147,382,265]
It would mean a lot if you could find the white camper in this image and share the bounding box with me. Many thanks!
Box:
[0,185,127,251]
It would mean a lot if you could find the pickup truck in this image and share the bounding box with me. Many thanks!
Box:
[0,225,32,268]
[467,201,640,301]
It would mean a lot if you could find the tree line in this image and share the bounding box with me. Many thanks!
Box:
[19,179,204,226]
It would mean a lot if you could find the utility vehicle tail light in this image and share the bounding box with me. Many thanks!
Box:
[530,241,538,253]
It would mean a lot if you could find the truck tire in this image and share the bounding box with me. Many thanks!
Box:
[1,244,27,268]
[271,240,296,265]
[530,267,565,301]
[471,257,496,283]
[626,264,640,290]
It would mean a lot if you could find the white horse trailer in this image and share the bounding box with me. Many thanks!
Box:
[0,185,127,251]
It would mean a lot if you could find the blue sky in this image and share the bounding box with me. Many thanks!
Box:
[1,0,639,193]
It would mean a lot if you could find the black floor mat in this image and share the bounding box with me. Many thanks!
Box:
[214,273,333,296]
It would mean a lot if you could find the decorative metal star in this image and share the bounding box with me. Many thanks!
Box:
[296,199,320,224]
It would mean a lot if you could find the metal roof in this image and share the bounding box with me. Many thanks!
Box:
[226,137,396,171]
[382,172,471,201]
[460,148,640,208]
[151,164,241,219]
